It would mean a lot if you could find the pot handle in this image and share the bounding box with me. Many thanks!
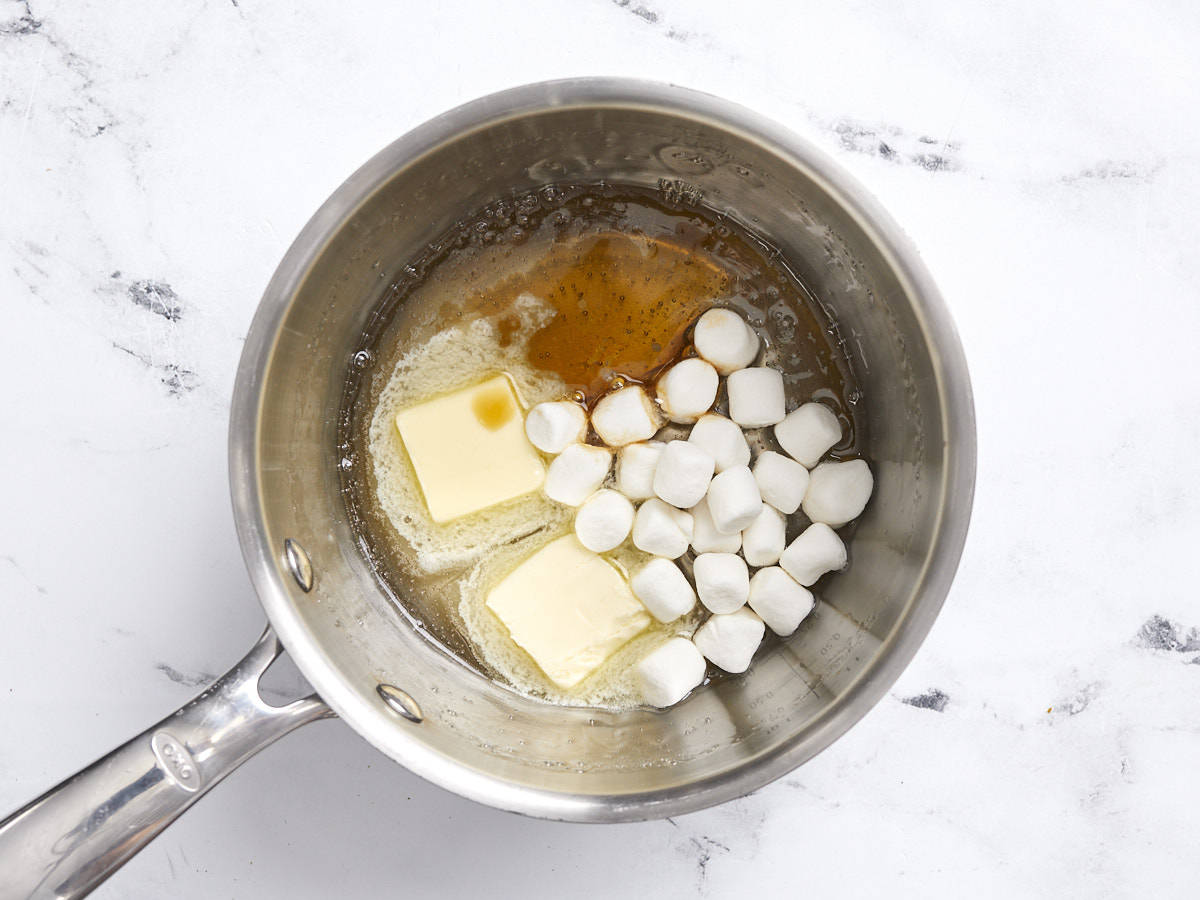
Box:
[0,625,332,899]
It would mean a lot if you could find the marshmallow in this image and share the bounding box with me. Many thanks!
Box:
[779,522,846,586]
[752,450,810,514]
[693,308,759,375]
[591,386,662,447]
[690,496,742,554]
[636,637,708,708]
[631,558,697,623]
[632,498,694,558]
[748,566,814,636]
[543,443,612,506]
[726,367,786,428]
[653,440,715,509]
[688,413,750,473]
[802,459,874,527]
[774,402,842,467]
[692,607,765,673]
[741,504,786,567]
[524,401,587,454]
[615,440,665,501]
[656,358,719,424]
[574,489,635,552]
[693,552,750,614]
[705,465,762,535]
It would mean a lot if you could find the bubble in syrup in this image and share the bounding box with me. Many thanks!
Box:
[352,349,374,369]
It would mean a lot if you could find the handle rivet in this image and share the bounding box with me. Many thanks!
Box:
[283,539,314,592]
[376,684,423,723]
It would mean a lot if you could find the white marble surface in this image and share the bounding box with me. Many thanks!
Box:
[3,0,1199,896]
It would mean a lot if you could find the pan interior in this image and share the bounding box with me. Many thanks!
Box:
[337,181,869,710]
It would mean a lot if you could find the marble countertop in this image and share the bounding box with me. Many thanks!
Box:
[3,1,1198,896]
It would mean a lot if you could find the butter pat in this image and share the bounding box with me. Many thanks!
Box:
[395,375,545,524]
[486,535,650,688]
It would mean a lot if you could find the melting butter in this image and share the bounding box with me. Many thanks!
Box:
[394,375,543,524]
[485,535,650,688]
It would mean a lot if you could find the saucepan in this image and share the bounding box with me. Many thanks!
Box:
[0,78,976,898]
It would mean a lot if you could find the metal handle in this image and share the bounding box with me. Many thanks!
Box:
[0,625,332,900]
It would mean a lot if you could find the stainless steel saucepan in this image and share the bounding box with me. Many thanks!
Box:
[0,79,976,898]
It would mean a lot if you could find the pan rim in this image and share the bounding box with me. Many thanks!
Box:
[227,77,977,822]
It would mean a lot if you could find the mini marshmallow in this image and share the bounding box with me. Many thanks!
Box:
[543,443,612,506]
[591,385,662,447]
[726,367,786,428]
[774,402,842,467]
[653,440,715,509]
[693,308,759,375]
[615,440,665,501]
[693,552,750,614]
[748,566,815,636]
[688,413,750,473]
[705,465,762,535]
[631,558,697,623]
[752,450,810,514]
[524,401,587,454]
[632,498,694,558]
[636,637,707,708]
[574,489,635,553]
[779,522,847,587]
[692,607,765,673]
[656,358,719,424]
[741,504,786,567]
[690,496,742,554]
[802,459,874,527]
